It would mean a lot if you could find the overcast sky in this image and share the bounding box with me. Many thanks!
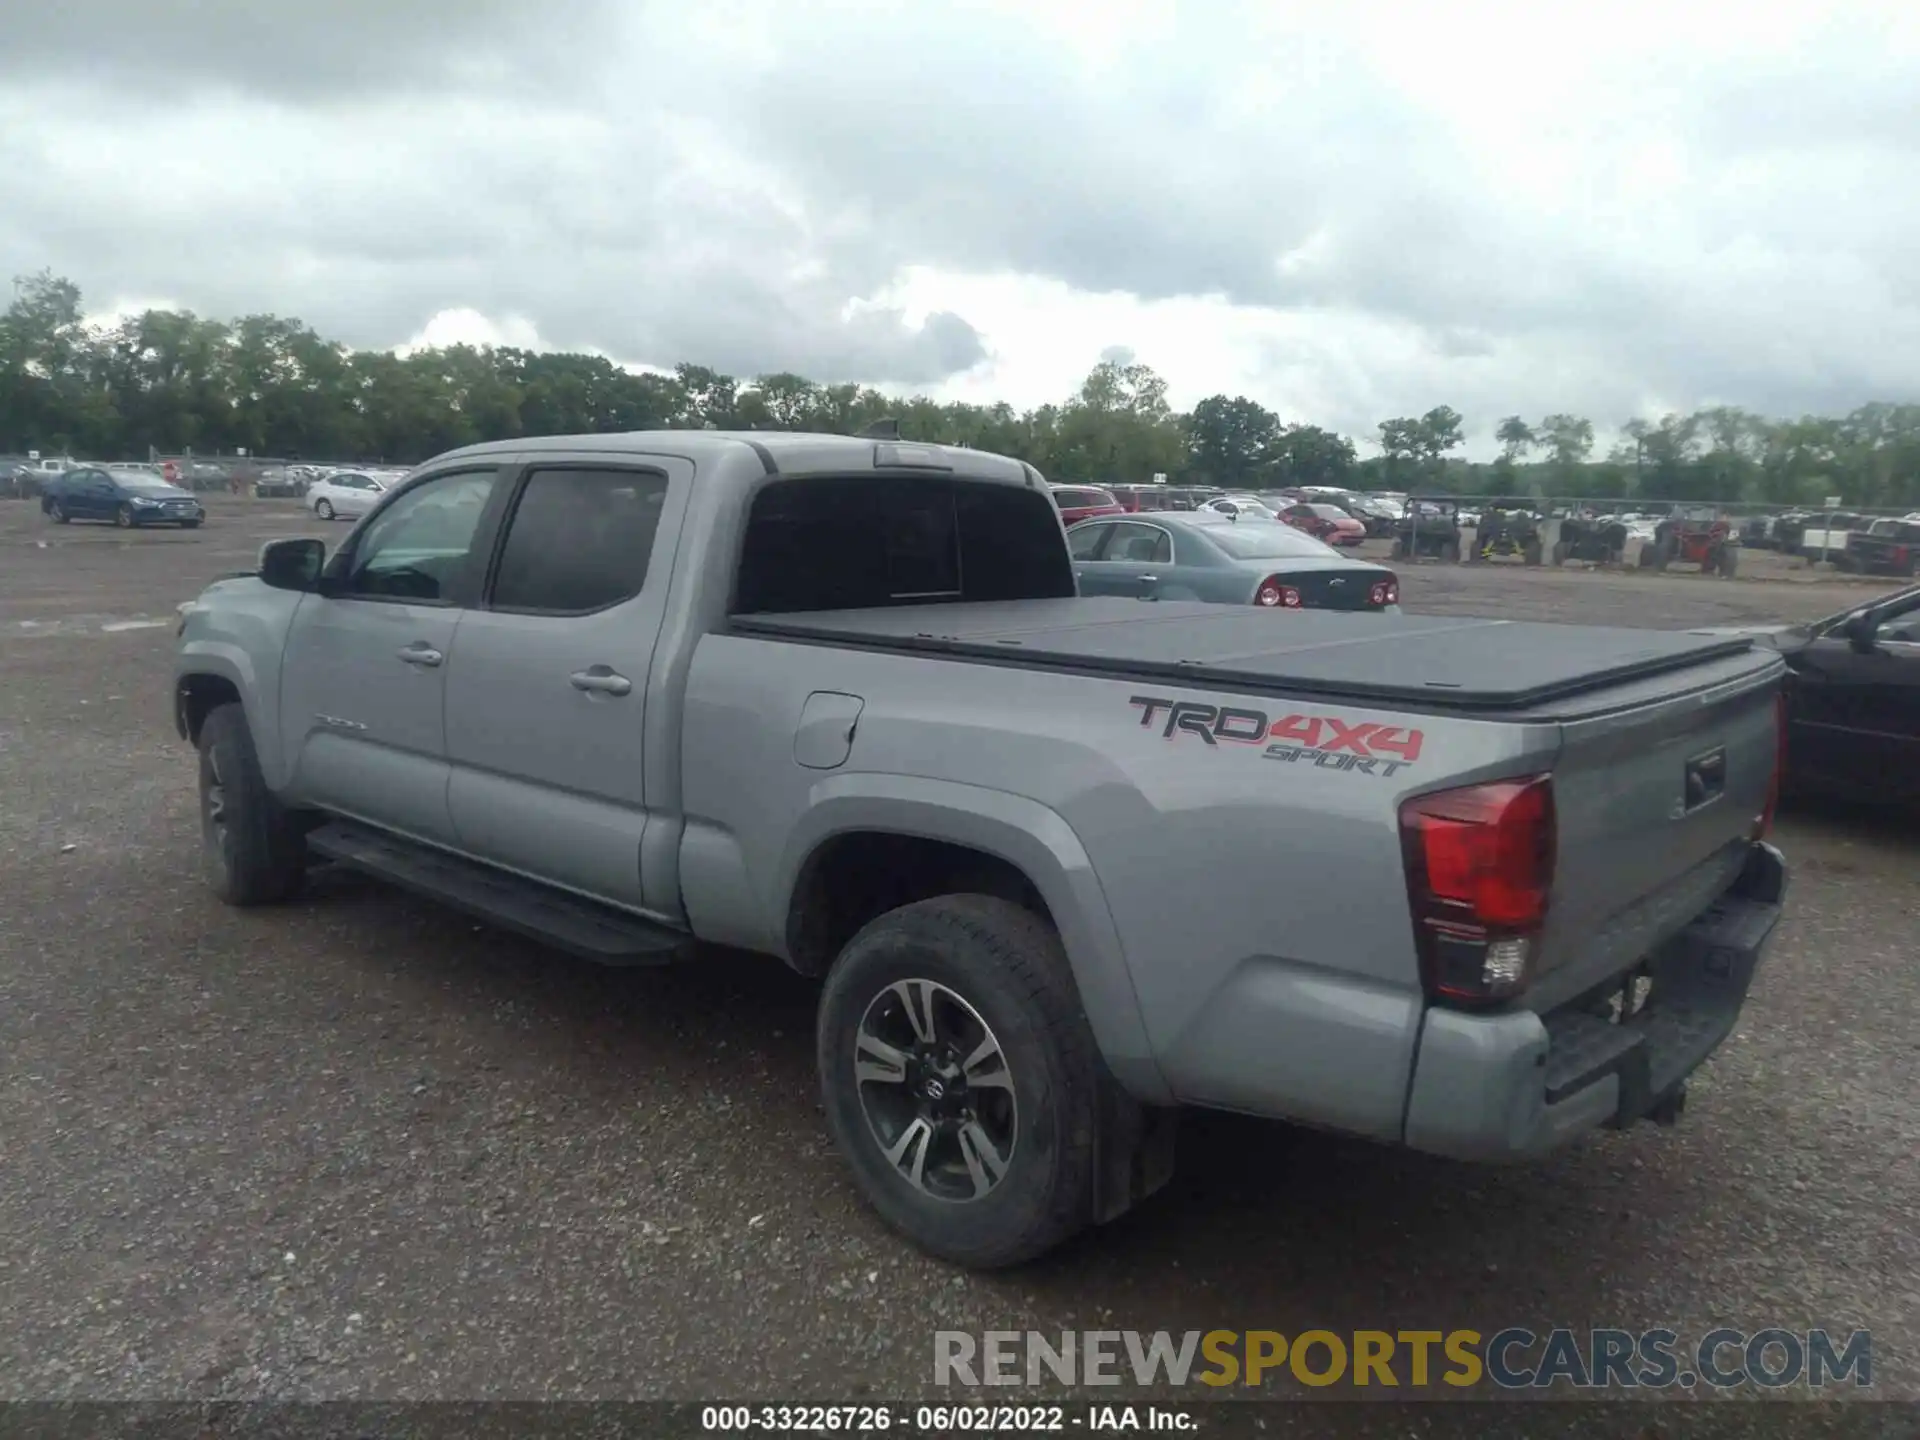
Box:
[4,0,1917,454]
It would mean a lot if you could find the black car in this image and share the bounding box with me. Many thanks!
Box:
[1696,583,1920,808]
[1840,518,1920,577]
[40,467,206,528]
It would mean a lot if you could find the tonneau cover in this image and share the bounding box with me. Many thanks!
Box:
[731,598,1758,714]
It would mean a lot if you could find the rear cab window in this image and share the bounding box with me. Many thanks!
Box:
[733,474,1074,614]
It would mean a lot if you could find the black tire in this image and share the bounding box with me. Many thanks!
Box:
[1392,538,1408,561]
[1523,538,1544,566]
[1651,540,1671,573]
[115,503,134,528]
[1551,541,1568,566]
[198,703,307,906]
[1717,544,1738,578]
[315,498,335,520]
[181,519,201,529]
[817,894,1100,1269]
[47,499,69,523]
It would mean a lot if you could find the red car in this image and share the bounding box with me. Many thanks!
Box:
[1051,484,1126,526]
[1278,501,1367,547]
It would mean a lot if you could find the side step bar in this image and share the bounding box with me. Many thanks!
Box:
[307,820,690,967]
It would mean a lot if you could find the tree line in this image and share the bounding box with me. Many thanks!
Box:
[4,271,1918,508]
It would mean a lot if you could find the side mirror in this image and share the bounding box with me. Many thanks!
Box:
[259,537,325,592]
[1843,610,1878,654]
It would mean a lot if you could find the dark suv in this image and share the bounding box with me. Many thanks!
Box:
[41,467,206,528]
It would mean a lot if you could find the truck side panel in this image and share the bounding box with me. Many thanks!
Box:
[677,633,1547,1126]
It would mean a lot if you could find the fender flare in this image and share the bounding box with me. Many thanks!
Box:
[776,772,1172,1104]
[175,643,278,775]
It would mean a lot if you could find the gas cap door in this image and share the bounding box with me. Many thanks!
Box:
[794,691,865,770]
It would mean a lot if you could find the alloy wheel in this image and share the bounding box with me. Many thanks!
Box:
[854,978,1018,1203]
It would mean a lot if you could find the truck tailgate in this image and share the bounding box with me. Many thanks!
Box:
[1527,647,1785,1011]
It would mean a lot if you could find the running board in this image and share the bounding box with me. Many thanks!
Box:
[307,821,690,966]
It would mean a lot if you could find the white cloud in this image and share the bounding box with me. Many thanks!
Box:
[4,0,1919,455]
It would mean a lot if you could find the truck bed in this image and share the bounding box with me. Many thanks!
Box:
[731,598,1759,716]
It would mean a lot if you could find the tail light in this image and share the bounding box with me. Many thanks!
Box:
[1255,577,1303,608]
[1757,691,1786,838]
[1399,775,1556,1007]
[1369,577,1400,607]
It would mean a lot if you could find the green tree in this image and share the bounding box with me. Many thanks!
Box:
[1495,415,1534,463]
[1186,394,1279,489]
[1268,423,1356,488]
[1535,413,1594,494]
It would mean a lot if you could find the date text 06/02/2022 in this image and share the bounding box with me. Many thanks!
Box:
[699,1404,1192,1431]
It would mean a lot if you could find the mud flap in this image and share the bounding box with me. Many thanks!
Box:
[1091,1074,1179,1225]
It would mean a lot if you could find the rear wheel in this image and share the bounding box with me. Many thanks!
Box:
[817,894,1099,1269]
[1551,541,1568,566]
[1441,534,1462,563]
[1717,544,1739,578]
[198,703,308,906]
[1523,538,1544,566]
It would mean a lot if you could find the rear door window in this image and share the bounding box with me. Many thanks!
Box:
[1068,523,1113,559]
[490,467,670,614]
[1104,522,1172,565]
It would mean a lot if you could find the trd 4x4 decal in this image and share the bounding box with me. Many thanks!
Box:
[1128,695,1423,778]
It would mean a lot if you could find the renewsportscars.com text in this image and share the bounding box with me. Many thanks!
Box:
[934,1328,1871,1391]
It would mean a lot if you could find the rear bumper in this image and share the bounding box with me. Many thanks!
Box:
[1401,841,1787,1161]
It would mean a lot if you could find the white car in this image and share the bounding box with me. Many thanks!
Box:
[1198,494,1277,520]
[307,471,389,521]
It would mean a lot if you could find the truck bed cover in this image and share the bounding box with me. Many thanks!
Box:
[731,598,1760,715]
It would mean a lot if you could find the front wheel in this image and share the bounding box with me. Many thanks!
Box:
[198,704,308,905]
[817,895,1100,1269]
[115,503,134,528]
[314,498,335,520]
[47,500,69,523]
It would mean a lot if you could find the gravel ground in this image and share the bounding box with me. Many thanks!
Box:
[1,497,1915,1419]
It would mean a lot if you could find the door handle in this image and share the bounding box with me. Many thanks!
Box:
[1138,574,1159,583]
[397,644,443,667]
[570,667,632,696]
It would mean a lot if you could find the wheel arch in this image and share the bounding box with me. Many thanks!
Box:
[774,777,1170,1103]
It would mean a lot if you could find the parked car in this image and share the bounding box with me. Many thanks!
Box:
[1692,584,1919,808]
[1196,494,1277,520]
[1277,501,1368,547]
[308,470,392,521]
[1068,512,1398,610]
[41,466,205,528]
[1049,484,1125,526]
[175,430,1788,1269]
[1838,518,1920,577]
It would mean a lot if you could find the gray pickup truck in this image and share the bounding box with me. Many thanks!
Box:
[174,432,1789,1267]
